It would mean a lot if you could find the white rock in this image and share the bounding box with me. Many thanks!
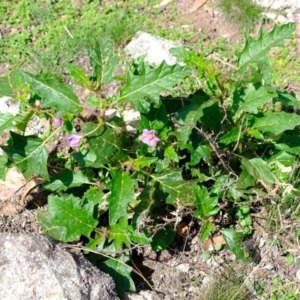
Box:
[0,96,48,137]
[262,263,274,270]
[0,96,19,115]
[104,108,120,120]
[253,0,300,12]
[277,14,288,23]
[124,291,160,300]
[123,292,146,300]
[0,234,119,300]
[125,31,180,66]
[202,276,213,286]
[122,109,140,125]
[175,263,190,273]
[140,290,161,300]
[263,12,278,20]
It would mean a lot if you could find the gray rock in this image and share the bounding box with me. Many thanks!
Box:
[0,234,119,300]
[0,96,48,136]
[253,0,300,12]
[125,31,180,66]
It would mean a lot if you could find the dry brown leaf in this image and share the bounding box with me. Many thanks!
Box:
[20,177,45,206]
[176,221,189,235]
[203,235,227,251]
[0,167,27,202]
[188,0,208,13]
[0,201,20,216]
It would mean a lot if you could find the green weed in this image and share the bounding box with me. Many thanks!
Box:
[199,267,251,300]
[217,0,262,30]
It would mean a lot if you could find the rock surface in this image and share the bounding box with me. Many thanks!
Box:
[125,31,180,66]
[0,234,119,300]
[254,0,300,12]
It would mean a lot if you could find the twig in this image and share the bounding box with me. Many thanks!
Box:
[194,125,232,173]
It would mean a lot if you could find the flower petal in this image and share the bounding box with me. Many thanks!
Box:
[67,134,82,148]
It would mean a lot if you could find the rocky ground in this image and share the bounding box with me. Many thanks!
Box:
[1,1,300,299]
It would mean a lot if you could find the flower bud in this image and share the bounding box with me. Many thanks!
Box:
[53,118,62,127]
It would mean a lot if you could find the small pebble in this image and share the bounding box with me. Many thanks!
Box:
[175,263,190,273]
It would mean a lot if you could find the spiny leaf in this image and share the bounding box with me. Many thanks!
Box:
[109,217,132,250]
[120,60,190,111]
[107,169,136,225]
[109,216,151,250]
[67,64,91,87]
[37,194,98,242]
[0,131,49,180]
[89,39,119,85]
[176,96,205,143]
[83,187,105,205]
[131,156,158,170]
[80,123,130,167]
[238,22,296,71]
[193,185,219,219]
[164,145,179,162]
[236,166,256,189]
[253,111,300,136]
[200,219,215,241]
[43,169,93,191]
[151,170,194,204]
[236,84,276,114]
[10,70,82,116]
[100,254,135,295]
[219,127,240,145]
[0,155,8,181]
[151,224,176,251]
[241,157,276,186]
[179,142,211,166]
[0,77,14,97]
[0,114,15,135]
[222,228,248,261]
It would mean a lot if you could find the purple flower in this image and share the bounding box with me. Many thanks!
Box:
[139,129,160,147]
[67,134,82,148]
[53,118,62,127]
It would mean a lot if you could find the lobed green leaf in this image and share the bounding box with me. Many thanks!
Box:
[193,185,219,219]
[222,228,247,261]
[107,169,136,225]
[236,84,276,114]
[100,255,135,295]
[89,39,119,85]
[151,170,194,204]
[43,169,93,191]
[241,157,276,186]
[253,111,300,136]
[10,70,82,116]
[0,131,49,180]
[0,77,14,97]
[238,23,296,71]
[37,194,98,242]
[120,60,189,112]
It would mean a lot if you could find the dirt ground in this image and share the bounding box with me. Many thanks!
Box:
[0,1,300,299]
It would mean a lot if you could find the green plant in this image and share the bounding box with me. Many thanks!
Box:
[256,277,299,300]
[217,0,262,30]
[0,23,299,296]
[198,267,251,300]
